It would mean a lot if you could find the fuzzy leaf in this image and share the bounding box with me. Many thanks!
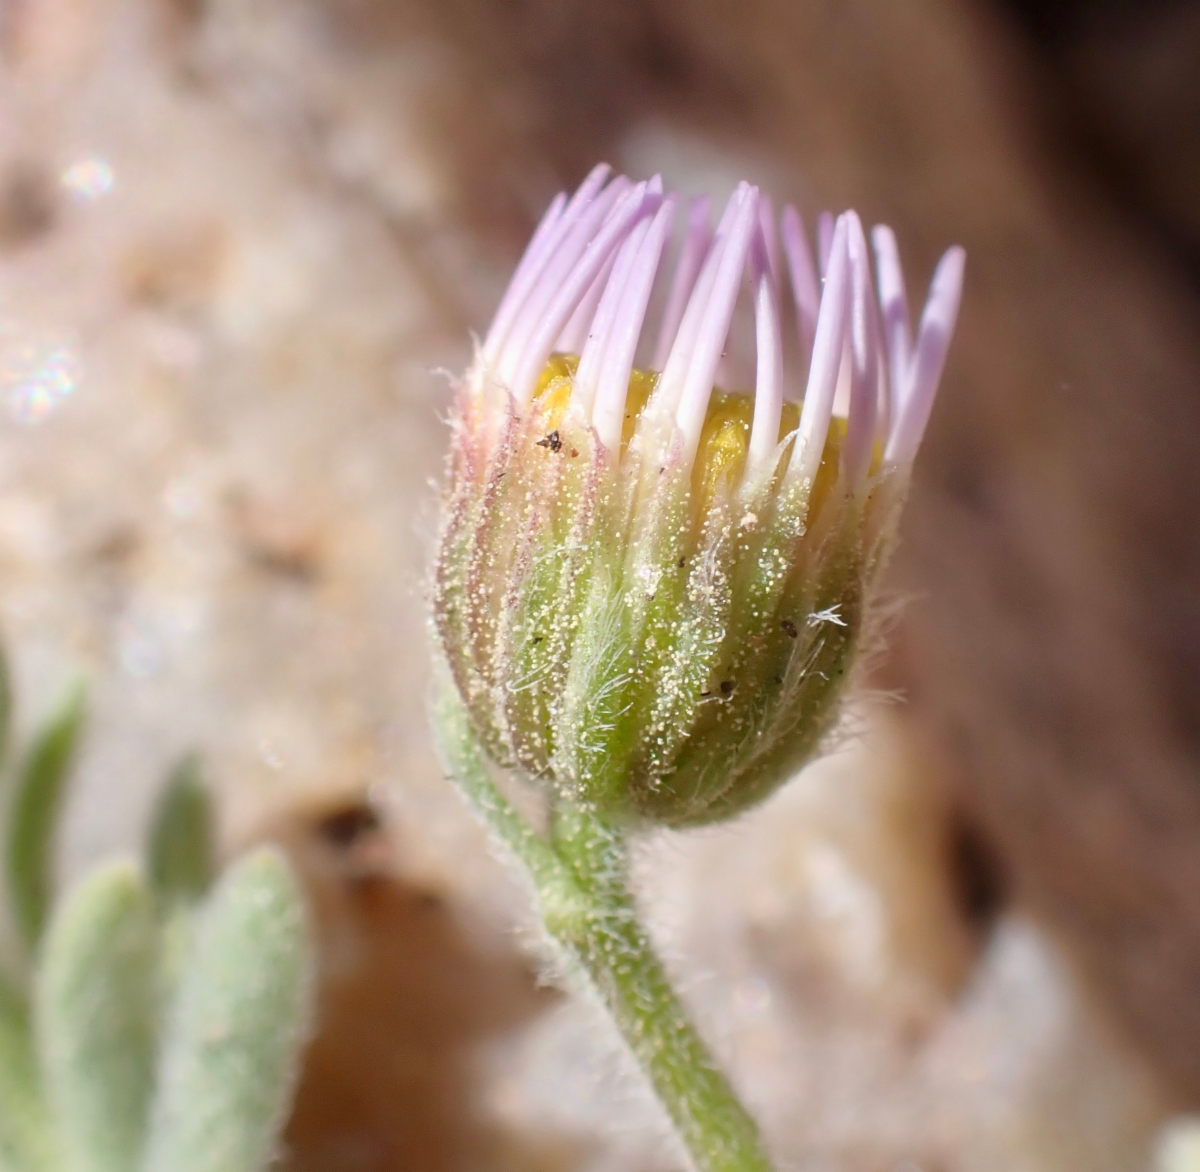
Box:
[6,682,87,953]
[0,978,56,1172]
[142,847,314,1172]
[35,860,159,1172]
[146,754,215,907]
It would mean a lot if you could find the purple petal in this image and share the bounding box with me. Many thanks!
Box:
[592,197,676,452]
[508,183,653,405]
[747,219,785,473]
[781,204,819,368]
[557,251,617,355]
[482,164,610,367]
[651,186,746,422]
[480,190,567,367]
[841,213,879,490]
[651,196,713,371]
[675,186,759,464]
[885,246,965,467]
[871,224,912,433]
[787,214,851,488]
[496,175,631,399]
[573,206,656,415]
[757,192,782,293]
[817,211,835,278]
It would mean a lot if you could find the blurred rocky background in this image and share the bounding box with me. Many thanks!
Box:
[1,0,1199,1168]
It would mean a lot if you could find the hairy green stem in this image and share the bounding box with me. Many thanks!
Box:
[548,804,772,1172]
[433,685,772,1172]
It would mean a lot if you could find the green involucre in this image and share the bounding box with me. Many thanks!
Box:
[434,379,899,827]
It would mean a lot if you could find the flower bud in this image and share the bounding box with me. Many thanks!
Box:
[433,166,964,827]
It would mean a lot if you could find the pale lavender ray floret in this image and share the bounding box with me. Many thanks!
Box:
[509,181,660,406]
[842,211,882,489]
[651,195,713,371]
[479,190,567,371]
[788,214,851,489]
[480,162,608,371]
[672,184,760,463]
[817,210,835,277]
[570,210,654,418]
[498,177,639,402]
[557,174,667,361]
[870,223,912,429]
[556,249,619,357]
[473,165,966,487]
[491,173,630,384]
[650,182,749,426]
[757,192,782,293]
[884,244,967,468]
[747,218,785,475]
[573,194,673,421]
[781,204,820,365]
[590,198,676,452]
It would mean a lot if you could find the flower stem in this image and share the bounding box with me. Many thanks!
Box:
[433,685,773,1172]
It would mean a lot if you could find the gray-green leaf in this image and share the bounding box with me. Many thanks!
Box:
[0,977,56,1172]
[6,681,87,954]
[146,754,215,907]
[35,860,159,1172]
[141,847,314,1172]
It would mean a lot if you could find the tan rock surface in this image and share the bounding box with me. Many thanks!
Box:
[1,0,1196,1167]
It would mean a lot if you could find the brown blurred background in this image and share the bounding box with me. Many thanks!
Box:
[1,0,1200,1168]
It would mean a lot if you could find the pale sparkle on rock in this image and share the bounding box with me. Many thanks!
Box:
[0,323,81,426]
[61,155,115,201]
